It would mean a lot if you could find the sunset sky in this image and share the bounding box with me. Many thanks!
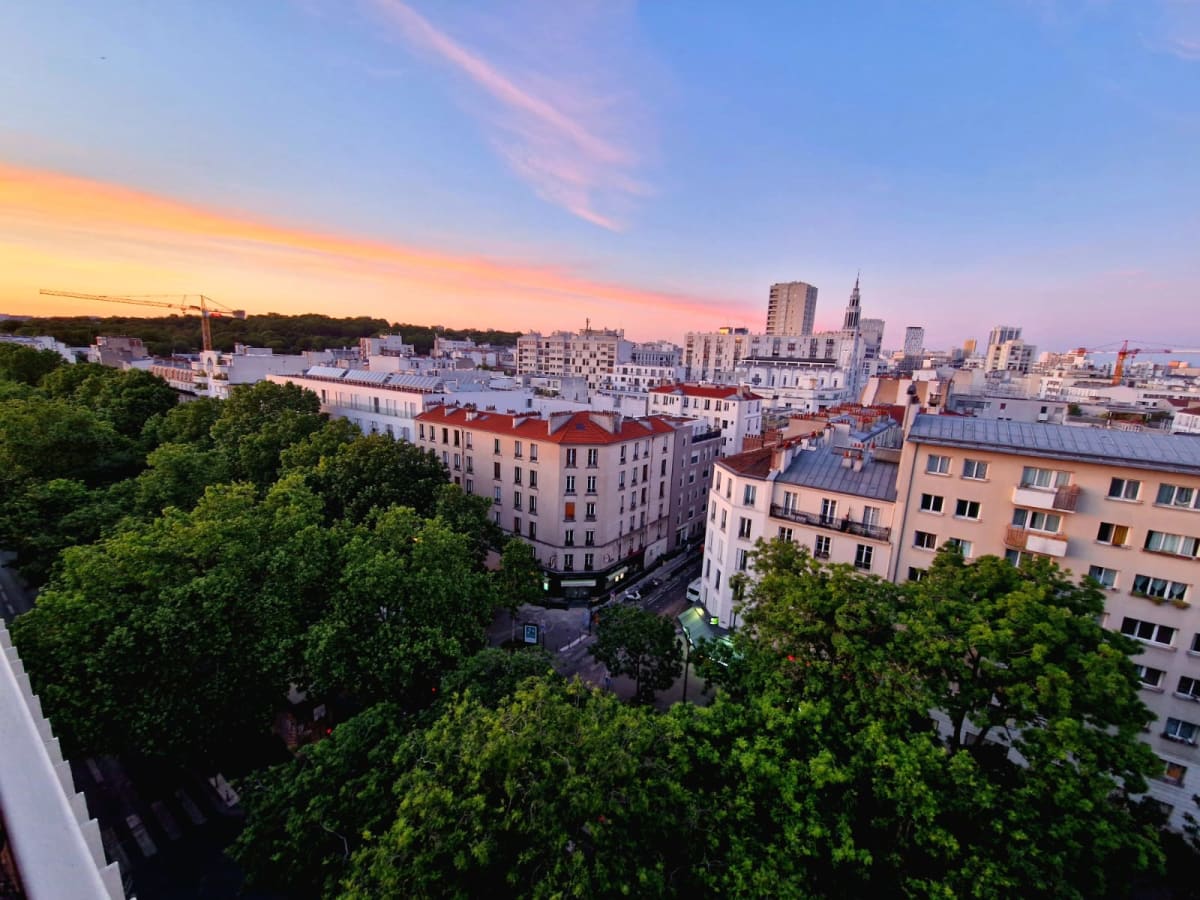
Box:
[3,1,1198,349]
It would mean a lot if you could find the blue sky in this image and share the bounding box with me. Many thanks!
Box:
[2,0,1198,350]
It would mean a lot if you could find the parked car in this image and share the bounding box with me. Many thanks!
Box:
[623,589,642,602]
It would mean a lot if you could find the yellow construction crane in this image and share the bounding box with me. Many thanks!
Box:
[39,290,247,352]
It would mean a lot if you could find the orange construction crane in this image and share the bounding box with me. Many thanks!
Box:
[1072,340,1196,384]
[39,290,247,352]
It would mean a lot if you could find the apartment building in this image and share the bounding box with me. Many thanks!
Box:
[766,281,819,336]
[893,415,1200,827]
[700,421,900,630]
[415,406,685,600]
[648,383,764,456]
[515,328,632,391]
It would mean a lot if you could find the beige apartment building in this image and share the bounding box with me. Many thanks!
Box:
[894,415,1200,827]
[416,406,698,601]
[515,328,631,391]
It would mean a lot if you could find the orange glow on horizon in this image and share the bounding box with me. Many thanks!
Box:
[0,162,751,338]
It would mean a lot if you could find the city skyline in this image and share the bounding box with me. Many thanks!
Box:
[3,1,1198,348]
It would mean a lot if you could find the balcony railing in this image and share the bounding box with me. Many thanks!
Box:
[769,505,891,541]
[1004,526,1068,557]
[1012,483,1081,513]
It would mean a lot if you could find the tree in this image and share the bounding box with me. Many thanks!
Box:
[304,433,448,524]
[0,344,63,385]
[141,396,223,447]
[210,381,326,487]
[589,605,682,704]
[495,538,544,614]
[719,540,1165,897]
[439,646,557,708]
[0,398,135,486]
[11,479,337,768]
[342,679,697,899]
[302,508,500,709]
[433,483,504,566]
[132,442,231,516]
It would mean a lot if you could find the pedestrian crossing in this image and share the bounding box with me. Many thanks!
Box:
[96,777,231,869]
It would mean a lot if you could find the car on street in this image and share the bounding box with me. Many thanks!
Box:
[622,589,642,602]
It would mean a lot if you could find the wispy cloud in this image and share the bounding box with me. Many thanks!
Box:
[0,163,738,333]
[364,0,653,230]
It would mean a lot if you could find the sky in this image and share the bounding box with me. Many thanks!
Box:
[2,0,1198,350]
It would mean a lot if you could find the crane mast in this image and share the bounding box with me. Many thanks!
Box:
[38,290,246,352]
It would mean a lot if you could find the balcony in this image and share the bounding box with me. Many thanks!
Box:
[769,505,891,542]
[1004,526,1068,557]
[1012,484,1081,512]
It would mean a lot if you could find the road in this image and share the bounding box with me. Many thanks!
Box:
[0,550,36,623]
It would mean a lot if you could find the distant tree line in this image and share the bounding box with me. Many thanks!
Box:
[1,313,522,356]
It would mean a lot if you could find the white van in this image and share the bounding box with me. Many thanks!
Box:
[685,578,702,604]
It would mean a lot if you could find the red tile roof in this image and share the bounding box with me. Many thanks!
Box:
[650,382,764,401]
[416,405,678,445]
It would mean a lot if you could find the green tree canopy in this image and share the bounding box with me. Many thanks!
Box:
[589,604,683,704]
[210,381,326,487]
[303,433,448,524]
[0,344,64,385]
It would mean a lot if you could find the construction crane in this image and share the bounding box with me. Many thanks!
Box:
[39,290,247,352]
[1072,340,1200,385]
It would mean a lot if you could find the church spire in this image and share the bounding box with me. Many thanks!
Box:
[843,273,861,331]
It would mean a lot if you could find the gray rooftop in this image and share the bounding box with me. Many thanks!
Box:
[909,415,1200,475]
[776,449,899,502]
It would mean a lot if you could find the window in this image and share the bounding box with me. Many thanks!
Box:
[1120,617,1175,645]
[528,496,537,515]
[1136,664,1165,688]
[1145,531,1200,558]
[1161,760,1188,787]
[737,517,752,539]
[465,433,473,449]
[1097,522,1130,546]
[962,459,989,480]
[814,535,831,559]
[513,516,521,534]
[587,448,599,467]
[529,470,538,489]
[514,440,523,458]
[564,501,576,521]
[494,438,501,455]
[1108,477,1141,501]
[453,453,462,471]
[465,478,474,494]
[419,424,425,440]
[1012,509,1061,534]
[530,443,538,461]
[778,526,794,542]
[619,472,626,489]
[907,567,926,582]
[919,493,944,514]
[466,456,474,474]
[820,498,838,524]
[1131,574,1188,602]
[854,544,873,570]
[584,553,594,571]
[1164,718,1198,745]
[743,484,757,506]
[513,491,522,510]
[946,537,973,558]
[719,509,727,531]
[565,476,576,494]
[563,553,574,571]
[1177,676,1200,700]
[619,446,626,464]
[586,476,597,494]
[1193,633,1200,654]
[528,521,536,539]
[493,461,502,480]
[442,427,449,445]
[914,530,937,550]
[585,502,596,520]
[564,529,575,546]
[926,454,950,475]
[954,499,981,519]
[862,506,881,528]
[585,530,595,546]
[1157,483,1200,510]
[566,448,577,467]
[736,548,749,571]
[493,486,502,505]
[513,466,522,485]
[1021,466,1070,489]
[1087,565,1118,589]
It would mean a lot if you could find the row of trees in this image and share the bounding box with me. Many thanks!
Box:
[230,541,1172,898]
[0,313,522,356]
[1,345,540,774]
